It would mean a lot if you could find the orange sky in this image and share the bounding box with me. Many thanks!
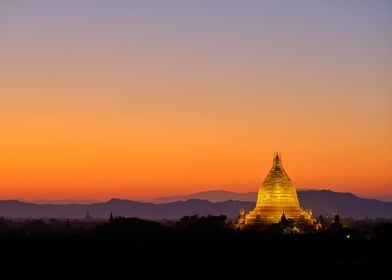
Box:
[0,1,391,200]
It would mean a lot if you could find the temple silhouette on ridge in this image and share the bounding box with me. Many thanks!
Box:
[237,152,316,229]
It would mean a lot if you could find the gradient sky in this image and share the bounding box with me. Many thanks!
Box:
[0,0,391,201]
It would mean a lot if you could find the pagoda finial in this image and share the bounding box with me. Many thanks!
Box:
[280,209,287,223]
[273,151,282,167]
[85,211,92,220]
[109,212,114,222]
[334,210,341,225]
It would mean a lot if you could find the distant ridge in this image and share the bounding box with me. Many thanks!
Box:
[0,190,391,219]
[25,199,98,205]
[146,190,257,203]
[0,198,254,220]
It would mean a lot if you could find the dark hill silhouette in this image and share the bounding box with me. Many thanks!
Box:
[0,198,254,219]
[298,190,392,219]
[0,190,391,219]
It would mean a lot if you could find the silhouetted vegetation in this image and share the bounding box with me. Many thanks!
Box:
[0,216,391,277]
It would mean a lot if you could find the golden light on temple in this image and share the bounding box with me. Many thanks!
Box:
[238,153,314,228]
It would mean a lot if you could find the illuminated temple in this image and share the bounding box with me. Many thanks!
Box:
[239,153,315,228]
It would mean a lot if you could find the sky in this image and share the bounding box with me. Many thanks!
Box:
[0,0,391,201]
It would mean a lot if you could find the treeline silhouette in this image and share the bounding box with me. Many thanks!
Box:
[0,215,391,278]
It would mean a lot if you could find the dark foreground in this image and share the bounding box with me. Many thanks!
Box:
[1,216,391,278]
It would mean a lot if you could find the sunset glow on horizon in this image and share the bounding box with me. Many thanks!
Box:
[0,1,391,201]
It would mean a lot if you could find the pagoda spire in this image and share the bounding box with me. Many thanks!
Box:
[280,209,287,223]
[273,151,282,168]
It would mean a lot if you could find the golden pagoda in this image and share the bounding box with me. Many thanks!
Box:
[244,152,313,226]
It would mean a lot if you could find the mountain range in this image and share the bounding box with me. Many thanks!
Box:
[0,190,391,220]
[146,190,257,203]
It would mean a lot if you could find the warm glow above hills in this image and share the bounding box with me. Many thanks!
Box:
[0,1,391,200]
